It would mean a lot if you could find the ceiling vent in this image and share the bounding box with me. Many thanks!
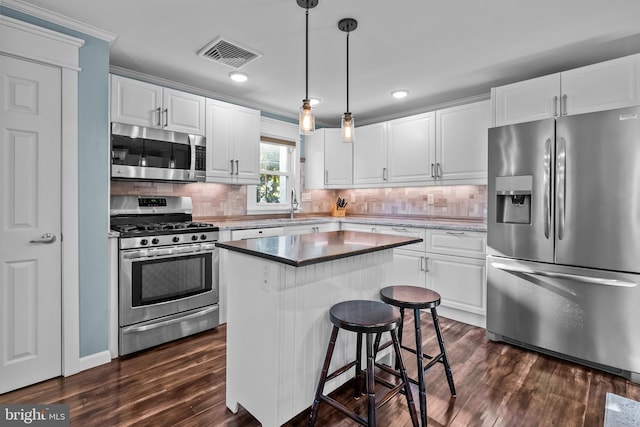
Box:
[197,36,262,69]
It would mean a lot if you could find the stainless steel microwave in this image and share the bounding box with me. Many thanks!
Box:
[110,122,206,183]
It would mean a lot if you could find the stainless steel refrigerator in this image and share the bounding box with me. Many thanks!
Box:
[487,106,640,383]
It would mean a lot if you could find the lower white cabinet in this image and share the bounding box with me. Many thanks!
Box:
[341,222,487,327]
[285,222,339,236]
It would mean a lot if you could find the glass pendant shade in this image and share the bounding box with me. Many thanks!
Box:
[299,99,315,135]
[341,112,354,143]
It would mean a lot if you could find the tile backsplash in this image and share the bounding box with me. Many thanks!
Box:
[111,179,486,221]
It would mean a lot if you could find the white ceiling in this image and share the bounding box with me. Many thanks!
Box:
[9,0,640,126]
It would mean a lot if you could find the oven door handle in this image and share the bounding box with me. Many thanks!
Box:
[122,305,219,334]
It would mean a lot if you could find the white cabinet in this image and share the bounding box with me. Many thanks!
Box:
[205,98,261,184]
[435,100,490,182]
[353,106,487,187]
[285,222,339,236]
[353,113,436,186]
[424,229,486,327]
[353,122,387,185]
[387,112,436,183]
[493,53,640,126]
[110,75,205,135]
[304,128,352,189]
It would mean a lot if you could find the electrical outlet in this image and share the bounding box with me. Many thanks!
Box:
[427,194,434,205]
[350,193,356,202]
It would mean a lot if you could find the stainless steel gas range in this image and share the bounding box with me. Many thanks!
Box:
[110,195,219,355]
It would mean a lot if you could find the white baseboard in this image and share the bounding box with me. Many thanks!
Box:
[76,350,111,374]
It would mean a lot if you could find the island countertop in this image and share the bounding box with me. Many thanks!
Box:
[215,230,423,267]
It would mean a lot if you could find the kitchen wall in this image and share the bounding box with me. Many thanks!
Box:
[111,162,487,221]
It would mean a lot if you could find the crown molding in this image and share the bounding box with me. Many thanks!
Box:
[2,0,118,43]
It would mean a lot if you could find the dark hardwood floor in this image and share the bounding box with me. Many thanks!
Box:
[2,315,639,426]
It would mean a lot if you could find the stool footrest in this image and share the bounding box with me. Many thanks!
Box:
[319,394,368,426]
[325,360,359,383]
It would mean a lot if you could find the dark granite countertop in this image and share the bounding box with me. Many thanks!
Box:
[216,230,423,267]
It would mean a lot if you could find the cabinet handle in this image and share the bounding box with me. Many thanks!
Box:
[163,108,168,126]
[562,94,568,116]
[230,159,234,175]
[553,96,558,117]
[391,227,408,232]
[446,231,465,235]
[431,163,435,178]
[235,160,239,175]
[420,256,430,272]
[437,163,443,178]
[382,167,388,181]
[156,107,162,126]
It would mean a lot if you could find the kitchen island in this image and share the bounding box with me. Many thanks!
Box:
[216,230,422,427]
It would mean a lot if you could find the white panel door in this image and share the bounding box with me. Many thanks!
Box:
[233,106,260,184]
[387,112,435,183]
[426,253,486,315]
[162,88,205,135]
[436,100,490,181]
[353,122,387,185]
[562,54,640,116]
[110,75,162,128]
[324,128,353,187]
[205,98,234,181]
[493,73,561,126]
[0,55,62,393]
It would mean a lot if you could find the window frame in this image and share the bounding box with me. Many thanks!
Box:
[246,135,300,215]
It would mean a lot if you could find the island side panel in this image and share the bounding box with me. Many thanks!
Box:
[223,248,394,427]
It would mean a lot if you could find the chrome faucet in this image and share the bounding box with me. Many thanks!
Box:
[290,188,298,219]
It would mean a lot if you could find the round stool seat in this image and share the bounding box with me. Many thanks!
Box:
[330,300,401,334]
[380,285,441,310]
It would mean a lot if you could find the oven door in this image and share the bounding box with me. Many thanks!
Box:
[119,243,218,327]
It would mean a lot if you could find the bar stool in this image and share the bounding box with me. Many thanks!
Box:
[309,300,419,427]
[378,285,456,427]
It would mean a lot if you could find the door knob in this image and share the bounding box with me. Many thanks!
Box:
[30,233,57,244]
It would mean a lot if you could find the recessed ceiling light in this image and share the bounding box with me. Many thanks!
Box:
[391,89,409,99]
[229,72,248,82]
[309,97,322,106]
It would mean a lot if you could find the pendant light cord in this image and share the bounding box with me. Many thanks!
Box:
[305,5,309,100]
[346,31,350,112]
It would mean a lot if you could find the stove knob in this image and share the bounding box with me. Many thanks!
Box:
[200,234,207,241]
[140,239,148,246]
[152,238,160,245]
[191,235,199,241]
[173,236,180,243]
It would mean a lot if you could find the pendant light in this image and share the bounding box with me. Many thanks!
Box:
[339,18,357,143]
[298,0,318,135]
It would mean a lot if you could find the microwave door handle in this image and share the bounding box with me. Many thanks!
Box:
[543,137,551,239]
[556,137,567,240]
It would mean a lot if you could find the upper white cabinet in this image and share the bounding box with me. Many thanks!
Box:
[435,100,490,181]
[354,113,436,186]
[493,53,640,126]
[387,112,436,183]
[353,122,388,185]
[205,98,260,184]
[110,75,205,135]
[304,128,352,189]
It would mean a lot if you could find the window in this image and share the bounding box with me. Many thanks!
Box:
[247,136,298,213]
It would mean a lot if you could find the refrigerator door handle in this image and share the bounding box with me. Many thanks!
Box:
[490,262,637,288]
[557,137,567,240]
[544,137,552,239]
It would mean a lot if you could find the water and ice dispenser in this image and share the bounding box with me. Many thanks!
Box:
[495,175,532,224]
